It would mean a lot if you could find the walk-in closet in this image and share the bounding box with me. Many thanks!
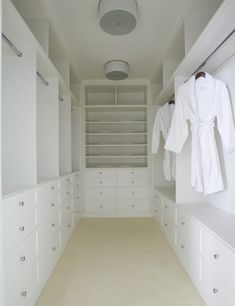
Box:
[1,0,235,305]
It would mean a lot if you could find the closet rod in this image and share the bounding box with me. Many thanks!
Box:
[37,71,49,86]
[2,33,22,57]
[188,29,235,80]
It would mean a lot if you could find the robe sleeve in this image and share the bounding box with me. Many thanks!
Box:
[165,87,188,153]
[152,109,161,154]
[217,83,235,152]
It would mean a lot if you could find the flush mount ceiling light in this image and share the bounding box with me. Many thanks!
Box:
[98,0,138,35]
[105,60,129,80]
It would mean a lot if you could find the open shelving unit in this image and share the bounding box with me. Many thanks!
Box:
[85,85,148,168]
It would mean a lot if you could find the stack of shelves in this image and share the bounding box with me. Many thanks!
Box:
[85,86,148,168]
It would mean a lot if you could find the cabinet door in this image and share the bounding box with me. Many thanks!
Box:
[162,197,176,224]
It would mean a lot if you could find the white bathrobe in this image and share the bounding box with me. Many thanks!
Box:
[152,103,175,181]
[165,73,235,195]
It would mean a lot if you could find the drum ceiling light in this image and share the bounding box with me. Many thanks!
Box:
[105,60,129,80]
[98,0,138,35]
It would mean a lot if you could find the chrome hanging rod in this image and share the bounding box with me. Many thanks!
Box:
[187,29,235,81]
[2,33,22,57]
[37,71,49,86]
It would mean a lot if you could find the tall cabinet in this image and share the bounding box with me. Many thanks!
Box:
[83,83,151,216]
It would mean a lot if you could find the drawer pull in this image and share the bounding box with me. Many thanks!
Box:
[76,197,79,200]
[76,174,79,177]
[165,205,168,209]
[99,181,103,184]
[66,179,70,182]
[99,172,103,175]
[100,205,103,208]
[131,171,135,175]
[21,291,27,297]
[131,205,135,208]
[155,195,158,199]
[51,186,55,190]
[19,201,25,207]
[213,254,220,260]
[181,245,185,249]
[76,184,79,187]
[213,288,218,294]
[164,223,168,227]
[51,223,56,227]
[67,206,71,210]
[131,192,135,195]
[99,192,103,195]
[181,222,185,226]
[19,226,25,232]
[154,210,158,213]
[52,247,57,251]
[20,256,26,262]
[67,224,71,228]
[51,203,55,207]
[131,181,135,184]
[67,191,70,195]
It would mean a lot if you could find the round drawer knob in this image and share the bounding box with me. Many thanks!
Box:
[100,205,103,208]
[66,179,70,182]
[51,223,56,227]
[51,186,55,190]
[132,181,135,184]
[19,226,25,232]
[155,196,158,199]
[132,192,135,195]
[67,206,71,210]
[19,201,25,207]
[21,291,27,297]
[51,203,55,207]
[67,225,71,228]
[99,192,103,195]
[181,245,185,249]
[213,254,220,260]
[100,172,103,175]
[164,223,168,227]
[131,172,135,175]
[52,247,56,251]
[67,191,70,195]
[99,181,102,184]
[181,222,185,226]
[20,256,26,262]
[131,205,135,208]
[213,288,218,294]
[165,205,168,209]
[76,184,79,187]
[154,210,158,213]
[76,197,79,199]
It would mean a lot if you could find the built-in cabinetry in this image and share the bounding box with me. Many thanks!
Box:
[85,85,148,168]
[153,187,235,305]
[85,168,149,216]
[2,172,81,306]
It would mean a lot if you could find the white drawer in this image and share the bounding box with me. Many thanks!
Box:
[72,171,80,181]
[2,189,36,220]
[59,185,73,204]
[117,175,147,187]
[162,197,176,223]
[86,168,116,177]
[201,260,235,306]
[117,200,148,212]
[5,232,37,288]
[176,209,201,251]
[86,200,116,213]
[86,175,116,187]
[117,168,147,177]
[162,214,176,246]
[73,195,81,215]
[117,187,148,199]
[39,231,60,286]
[38,211,60,247]
[59,175,73,189]
[3,208,36,254]
[6,259,38,306]
[60,212,73,246]
[86,187,116,200]
[37,182,58,201]
[73,181,81,192]
[201,229,235,292]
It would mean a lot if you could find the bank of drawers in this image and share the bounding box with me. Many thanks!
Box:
[86,168,149,214]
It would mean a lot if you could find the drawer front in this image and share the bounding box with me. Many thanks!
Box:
[73,181,81,192]
[176,209,201,251]
[86,169,116,177]
[60,185,73,204]
[86,175,116,187]
[39,231,60,286]
[37,182,58,201]
[3,208,36,254]
[6,259,38,306]
[117,200,148,213]
[73,195,81,215]
[5,232,37,288]
[117,168,147,177]
[3,189,36,220]
[60,175,73,186]
[60,212,73,246]
[162,214,176,246]
[38,211,60,247]
[86,188,116,200]
[201,229,235,292]
[72,171,80,182]
[201,260,235,306]
[86,200,116,213]
[153,192,163,216]
[117,187,148,200]
[162,198,176,223]
[117,175,147,187]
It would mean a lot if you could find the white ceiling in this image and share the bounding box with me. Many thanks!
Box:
[41,0,192,81]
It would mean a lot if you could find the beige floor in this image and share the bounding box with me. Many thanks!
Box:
[35,218,206,306]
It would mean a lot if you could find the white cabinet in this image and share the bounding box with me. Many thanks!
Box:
[85,168,149,215]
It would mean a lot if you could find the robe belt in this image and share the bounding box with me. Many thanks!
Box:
[191,120,215,130]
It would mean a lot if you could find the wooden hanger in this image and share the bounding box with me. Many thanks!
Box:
[195,71,206,80]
